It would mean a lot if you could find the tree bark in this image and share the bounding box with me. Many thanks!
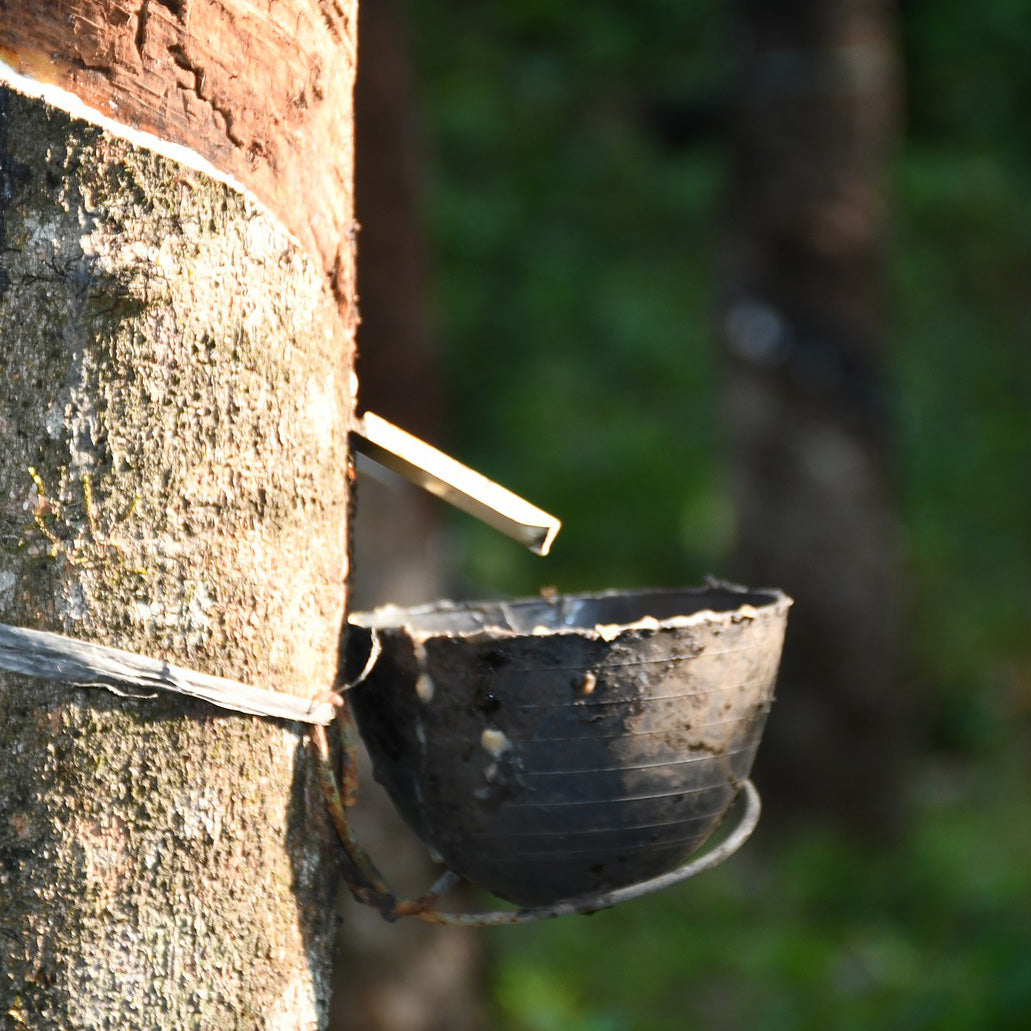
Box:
[721,0,909,833]
[0,88,351,1028]
[0,0,357,308]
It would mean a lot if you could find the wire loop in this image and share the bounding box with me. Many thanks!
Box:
[310,698,761,926]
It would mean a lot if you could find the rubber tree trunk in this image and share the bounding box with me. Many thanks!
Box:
[0,90,351,1027]
[721,0,909,834]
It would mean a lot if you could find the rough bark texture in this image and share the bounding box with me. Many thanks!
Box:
[0,91,351,1027]
[331,3,485,1028]
[0,0,357,312]
[721,0,909,833]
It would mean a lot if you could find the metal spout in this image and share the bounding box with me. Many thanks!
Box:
[351,412,561,556]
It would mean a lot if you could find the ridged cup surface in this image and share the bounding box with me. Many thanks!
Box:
[348,585,790,906]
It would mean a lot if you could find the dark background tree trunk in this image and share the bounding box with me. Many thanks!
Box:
[349,0,444,614]
[721,0,911,834]
[331,2,485,1029]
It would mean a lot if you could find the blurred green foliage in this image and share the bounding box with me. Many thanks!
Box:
[491,753,1031,1030]
[409,0,731,594]
[401,0,1031,1026]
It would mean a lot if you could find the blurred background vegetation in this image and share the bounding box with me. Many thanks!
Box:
[353,0,1031,1026]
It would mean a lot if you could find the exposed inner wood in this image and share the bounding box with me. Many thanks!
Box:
[0,0,357,321]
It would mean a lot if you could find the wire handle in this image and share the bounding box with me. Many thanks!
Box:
[403,779,761,926]
[310,713,761,926]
